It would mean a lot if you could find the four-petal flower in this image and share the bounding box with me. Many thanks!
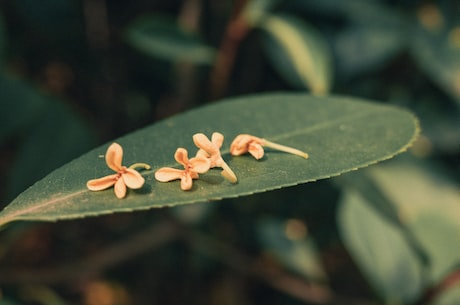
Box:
[230,134,309,159]
[87,143,145,199]
[193,132,238,183]
[87,132,307,196]
[155,148,211,190]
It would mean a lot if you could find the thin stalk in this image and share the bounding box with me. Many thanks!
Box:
[262,139,309,159]
[128,163,151,170]
[219,160,238,183]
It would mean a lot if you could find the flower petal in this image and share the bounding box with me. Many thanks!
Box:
[122,168,145,189]
[190,157,211,173]
[230,134,251,156]
[211,132,224,148]
[114,177,127,199]
[189,171,199,179]
[248,142,264,159]
[155,168,184,182]
[193,133,216,154]
[230,134,264,156]
[174,148,189,167]
[87,174,118,191]
[106,143,123,172]
[195,149,209,159]
[180,173,193,190]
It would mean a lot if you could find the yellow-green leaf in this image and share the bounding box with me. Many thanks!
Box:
[259,14,332,94]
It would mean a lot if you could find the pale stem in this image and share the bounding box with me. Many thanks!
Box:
[262,139,309,159]
[129,163,152,170]
[219,160,238,183]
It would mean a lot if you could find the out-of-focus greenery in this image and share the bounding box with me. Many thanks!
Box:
[0,0,458,305]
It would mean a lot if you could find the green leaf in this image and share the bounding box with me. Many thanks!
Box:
[0,93,419,227]
[242,0,280,26]
[336,156,460,302]
[411,22,460,104]
[334,25,407,78]
[0,298,25,305]
[257,218,327,281]
[431,284,460,305]
[366,158,460,283]
[259,14,332,94]
[0,74,47,144]
[337,189,424,304]
[6,98,96,201]
[124,15,216,65]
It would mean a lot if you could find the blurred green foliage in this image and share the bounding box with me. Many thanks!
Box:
[0,0,459,305]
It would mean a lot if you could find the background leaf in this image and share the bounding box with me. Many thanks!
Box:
[0,93,418,227]
[337,188,424,304]
[336,156,460,303]
[366,157,460,283]
[5,98,96,201]
[257,218,327,282]
[124,14,216,64]
[259,14,332,94]
[242,0,280,26]
[410,8,460,104]
[0,75,47,144]
[333,25,407,78]
[432,285,460,305]
[0,75,95,202]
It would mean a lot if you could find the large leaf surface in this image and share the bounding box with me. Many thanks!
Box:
[0,93,418,226]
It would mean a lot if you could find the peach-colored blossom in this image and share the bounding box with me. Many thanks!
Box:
[230,134,309,159]
[87,143,145,199]
[155,148,210,190]
[193,132,237,183]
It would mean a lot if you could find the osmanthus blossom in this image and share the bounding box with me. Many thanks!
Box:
[155,148,211,191]
[193,132,238,183]
[87,143,147,199]
[230,134,309,160]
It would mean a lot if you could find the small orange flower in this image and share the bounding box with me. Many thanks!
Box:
[193,132,237,183]
[230,134,309,160]
[87,143,146,199]
[155,148,211,190]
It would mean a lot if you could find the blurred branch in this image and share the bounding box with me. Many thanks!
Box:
[0,219,179,284]
[413,267,460,305]
[83,0,110,50]
[156,0,205,119]
[175,0,203,110]
[209,0,251,99]
[184,228,379,305]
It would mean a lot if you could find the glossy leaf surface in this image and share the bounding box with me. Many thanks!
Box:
[0,93,418,226]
